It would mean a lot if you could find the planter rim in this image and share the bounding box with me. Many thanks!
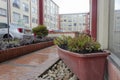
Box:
[57,46,110,58]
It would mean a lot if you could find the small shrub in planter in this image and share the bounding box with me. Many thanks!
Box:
[54,34,101,54]
[32,25,48,38]
[69,34,101,53]
[54,34,110,80]
[54,35,72,50]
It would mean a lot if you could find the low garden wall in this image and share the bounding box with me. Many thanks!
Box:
[48,32,79,38]
[0,41,54,63]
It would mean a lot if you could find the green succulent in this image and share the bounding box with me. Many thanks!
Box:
[54,34,101,54]
[54,35,72,49]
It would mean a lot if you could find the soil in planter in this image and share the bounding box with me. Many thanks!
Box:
[60,45,103,54]
[38,60,79,80]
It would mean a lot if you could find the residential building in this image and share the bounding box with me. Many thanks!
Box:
[0,0,7,23]
[0,0,38,28]
[39,0,59,31]
[59,13,90,32]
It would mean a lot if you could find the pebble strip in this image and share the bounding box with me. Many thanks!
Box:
[38,60,79,80]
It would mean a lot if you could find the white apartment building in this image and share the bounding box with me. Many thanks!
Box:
[60,13,89,32]
[0,0,7,23]
[43,0,59,30]
[0,0,38,28]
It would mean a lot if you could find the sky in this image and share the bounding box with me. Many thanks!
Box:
[115,0,120,10]
[52,0,90,14]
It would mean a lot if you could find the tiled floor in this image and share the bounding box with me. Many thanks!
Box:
[0,46,59,80]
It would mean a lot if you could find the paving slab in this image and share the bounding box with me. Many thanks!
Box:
[0,46,59,80]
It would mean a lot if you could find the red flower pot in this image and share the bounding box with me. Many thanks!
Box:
[57,46,110,80]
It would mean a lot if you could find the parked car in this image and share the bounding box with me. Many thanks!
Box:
[0,23,34,39]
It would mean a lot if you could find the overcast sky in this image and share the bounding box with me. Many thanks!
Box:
[115,0,120,10]
[52,0,90,14]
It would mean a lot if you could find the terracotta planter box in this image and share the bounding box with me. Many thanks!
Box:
[0,41,54,63]
[57,46,110,80]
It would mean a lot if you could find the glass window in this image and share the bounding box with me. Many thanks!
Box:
[68,25,72,27]
[0,8,7,17]
[68,28,71,30]
[32,0,37,4]
[23,15,29,24]
[13,0,20,8]
[109,0,120,58]
[74,23,77,26]
[36,19,38,24]
[0,23,8,28]
[32,7,37,14]
[68,20,72,22]
[64,19,66,22]
[32,17,36,23]
[13,12,20,22]
[22,3,29,12]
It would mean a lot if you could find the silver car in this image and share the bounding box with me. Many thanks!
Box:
[0,23,34,39]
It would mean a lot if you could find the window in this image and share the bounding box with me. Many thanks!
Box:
[68,20,72,22]
[68,28,71,30]
[68,25,72,27]
[13,0,20,8]
[13,12,20,22]
[22,3,29,12]
[23,15,29,24]
[32,0,37,4]
[0,23,8,28]
[109,0,120,58]
[74,23,77,26]
[0,8,7,17]
[32,7,37,14]
[64,19,66,22]
[32,17,37,23]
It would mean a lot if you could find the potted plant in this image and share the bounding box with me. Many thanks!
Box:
[54,34,110,80]
[32,25,48,38]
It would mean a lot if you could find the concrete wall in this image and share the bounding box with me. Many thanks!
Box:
[97,0,109,49]
[48,32,79,38]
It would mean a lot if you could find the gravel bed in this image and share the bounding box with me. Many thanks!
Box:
[37,60,79,80]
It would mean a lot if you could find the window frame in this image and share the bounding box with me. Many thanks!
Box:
[0,8,7,17]
[13,0,20,9]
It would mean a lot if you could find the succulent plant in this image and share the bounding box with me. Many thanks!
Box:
[0,36,53,50]
[54,34,101,54]
[54,35,72,49]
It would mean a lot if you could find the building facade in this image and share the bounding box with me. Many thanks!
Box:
[0,0,7,23]
[59,13,90,32]
[0,0,38,28]
[39,0,59,31]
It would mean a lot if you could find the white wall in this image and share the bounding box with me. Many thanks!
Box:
[97,0,109,49]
